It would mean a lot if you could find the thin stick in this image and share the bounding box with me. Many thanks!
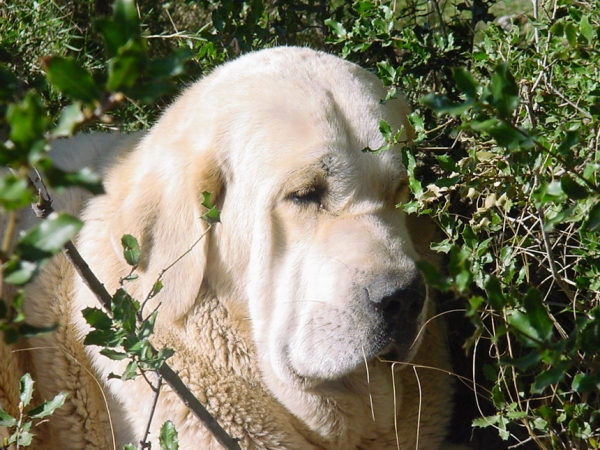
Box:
[140,372,163,449]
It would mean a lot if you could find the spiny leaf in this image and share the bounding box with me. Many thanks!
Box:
[159,420,179,450]
[19,373,34,407]
[42,57,101,104]
[121,234,140,266]
[0,409,17,427]
[18,213,82,258]
[27,391,68,419]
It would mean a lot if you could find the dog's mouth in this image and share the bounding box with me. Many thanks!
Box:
[375,325,422,364]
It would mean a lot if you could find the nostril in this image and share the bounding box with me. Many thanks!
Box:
[367,276,426,320]
[378,290,405,317]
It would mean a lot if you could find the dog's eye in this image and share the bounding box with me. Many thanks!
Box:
[289,185,325,208]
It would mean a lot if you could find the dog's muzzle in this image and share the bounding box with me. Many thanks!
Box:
[365,273,427,361]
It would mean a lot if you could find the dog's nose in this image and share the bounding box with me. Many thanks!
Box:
[366,275,426,320]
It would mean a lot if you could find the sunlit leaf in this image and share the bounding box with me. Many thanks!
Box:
[16,213,82,261]
[0,409,17,427]
[121,234,140,266]
[43,57,101,104]
[27,391,67,419]
[159,420,179,450]
[19,373,34,407]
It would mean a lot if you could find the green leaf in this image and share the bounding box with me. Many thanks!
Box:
[436,154,459,173]
[147,49,192,79]
[501,351,542,371]
[0,174,36,210]
[452,67,479,99]
[488,63,519,119]
[0,409,17,427]
[523,288,553,342]
[113,0,139,30]
[27,391,67,419]
[508,288,554,347]
[53,103,86,137]
[84,329,117,347]
[557,130,580,157]
[107,47,145,92]
[150,280,163,297]
[201,191,220,224]
[121,234,140,266]
[585,202,600,231]
[324,19,347,38]
[16,213,83,262]
[111,288,138,332]
[532,364,568,393]
[571,373,600,393]
[15,322,58,338]
[159,420,179,450]
[82,307,113,330]
[19,373,34,407]
[564,22,577,47]
[379,120,392,139]
[7,92,48,150]
[120,361,139,381]
[99,348,128,360]
[580,15,594,43]
[15,424,33,446]
[420,93,473,116]
[485,275,506,312]
[156,347,174,363]
[43,57,101,104]
[97,0,141,58]
[44,166,104,195]
[561,174,589,200]
[473,415,510,440]
[3,259,39,285]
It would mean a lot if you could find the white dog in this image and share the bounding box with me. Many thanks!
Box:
[0,47,458,449]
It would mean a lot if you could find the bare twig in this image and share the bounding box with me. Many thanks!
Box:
[140,372,163,450]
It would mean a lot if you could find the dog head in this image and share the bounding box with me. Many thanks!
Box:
[106,47,426,389]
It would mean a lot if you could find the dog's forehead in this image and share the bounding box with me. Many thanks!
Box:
[228,83,403,166]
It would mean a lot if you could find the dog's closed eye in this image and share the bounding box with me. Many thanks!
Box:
[288,184,326,209]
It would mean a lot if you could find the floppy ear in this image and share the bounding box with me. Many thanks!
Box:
[106,134,222,321]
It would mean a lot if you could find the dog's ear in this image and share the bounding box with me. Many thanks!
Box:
[106,133,222,321]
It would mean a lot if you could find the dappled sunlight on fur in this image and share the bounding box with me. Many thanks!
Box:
[1,47,462,449]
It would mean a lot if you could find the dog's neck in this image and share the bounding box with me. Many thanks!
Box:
[259,352,402,449]
[167,293,402,449]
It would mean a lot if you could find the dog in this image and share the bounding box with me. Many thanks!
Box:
[0,47,458,449]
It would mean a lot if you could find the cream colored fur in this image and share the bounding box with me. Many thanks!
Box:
[1,47,457,449]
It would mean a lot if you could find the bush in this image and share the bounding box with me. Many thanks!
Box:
[1,0,599,448]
